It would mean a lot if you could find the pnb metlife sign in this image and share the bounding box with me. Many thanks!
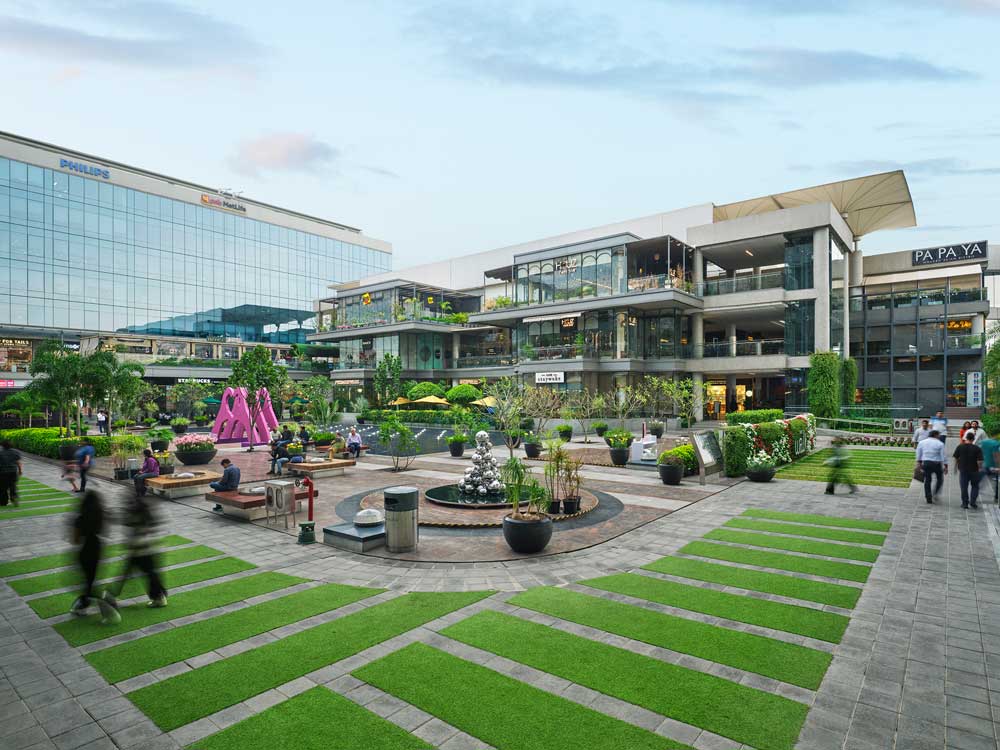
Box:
[58,158,110,180]
[911,241,987,267]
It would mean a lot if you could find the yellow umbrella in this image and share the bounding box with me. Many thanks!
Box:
[470,396,498,408]
[388,397,411,406]
[412,395,450,407]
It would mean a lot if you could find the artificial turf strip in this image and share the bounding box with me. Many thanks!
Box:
[704,528,880,563]
[723,518,886,546]
[583,573,849,643]
[10,498,78,509]
[87,583,383,684]
[644,556,862,609]
[507,587,831,689]
[27,557,257,619]
[187,686,436,750]
[356,643,694,750]
[742,508,891,532]
[0,535,192,577]
[130,591,493,731]
[9,545,224,595]
[438,612,808,750]
[0,504,75,519]
[681,541,873,583]
[55,571,305,647]
[775,448,914,488]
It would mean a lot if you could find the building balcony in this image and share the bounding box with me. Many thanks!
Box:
[309,318,473,342]
[699,270,785,296]
[455,354,517,368]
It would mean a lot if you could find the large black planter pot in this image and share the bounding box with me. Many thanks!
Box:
[609,447,629,467]
[502,515,553,554]
[448,442,466,457]
[159,417,171,426]
[524,442,542,459]
[159,465,174,475]
[746,467,776,482]
[58,443,79,461]
[562,496,581,514]
[650,426,664,438]
[595,426,608,437]
[658,463,683,485]
[113,468,129,480]
[176,449,217,466]
[547,500,561,514]
[171,424,188,435]
[149,439,169,452]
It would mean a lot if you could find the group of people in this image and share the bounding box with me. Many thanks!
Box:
[266,424,364,477]
[913,414,998,509]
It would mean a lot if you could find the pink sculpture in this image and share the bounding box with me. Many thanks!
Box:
[211,387,279,447]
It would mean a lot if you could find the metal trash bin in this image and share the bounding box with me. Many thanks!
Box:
[384,486,418,553]
[127,457,140,479]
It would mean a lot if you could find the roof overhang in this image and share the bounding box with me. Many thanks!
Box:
[713,171,916,240]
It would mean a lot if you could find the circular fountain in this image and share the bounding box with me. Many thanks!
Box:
[425,431,518,509]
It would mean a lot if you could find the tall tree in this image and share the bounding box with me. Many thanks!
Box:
[373,353,402,407]
[2,384,50,428]
[30,340,84,435]
[169,380,212,418]
[228,345,289,451]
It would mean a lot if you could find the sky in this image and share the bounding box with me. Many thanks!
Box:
[1,0,998,270]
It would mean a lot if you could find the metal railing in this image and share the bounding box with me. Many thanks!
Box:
[947,333,985,350]
[699,270,785,296]
[520,343,596,361]
[699,339,784,358]
[456,354,517,367]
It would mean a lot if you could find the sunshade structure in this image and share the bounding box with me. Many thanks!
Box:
[469,396,498,408]
[287,396,308,404]
[388,397,411,406]
[712,171,915,239]
[412,396,450,407]
[203,397,221,405]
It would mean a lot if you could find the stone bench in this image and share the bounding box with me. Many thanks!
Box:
[146,471,222,499]
[206,486,317,521]
[286,458,355,479]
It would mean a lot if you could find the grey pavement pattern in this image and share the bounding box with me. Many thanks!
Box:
[0,454,998,749]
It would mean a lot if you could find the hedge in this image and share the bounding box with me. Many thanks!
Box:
[361,409,496,428]
[982,413,1000,437]
[0,428,146,459]
[722,426,753,477]
[808,352,841,418]
[445,384,483,405]
[661,444,698,474]
[722,415,816,477]
[725,409,783,426]
[406,382,447,400]
[841,358,858,407]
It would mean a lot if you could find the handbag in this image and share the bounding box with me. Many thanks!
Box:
[913,465,924,482]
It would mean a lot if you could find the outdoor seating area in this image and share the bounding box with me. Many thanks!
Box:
[146,471,222,499]
[206,486,315,521]
[286,458,355,478]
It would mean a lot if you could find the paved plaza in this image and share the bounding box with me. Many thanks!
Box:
[2,447,1000,750]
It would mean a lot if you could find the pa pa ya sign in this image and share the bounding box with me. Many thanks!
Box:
[911,241,987,266]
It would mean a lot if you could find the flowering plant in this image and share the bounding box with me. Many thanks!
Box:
[152,450,172,463]
[174,434,216,452]
[746,452,776,470]
[286,441,304,455]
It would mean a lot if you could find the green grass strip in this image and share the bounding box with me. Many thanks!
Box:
[439,611,807,750]
[130,591,493,731]
[0,504,75,520]
[704,529,879,563]
[189,686,436,750]
[583,573,849,643]
[88,583,383,683]
[0,535,192,577]
[508,587,830,689]
[742,508,891,532]
[10,545,223,595]
[644,556,861,609]
[10,498,77,509]
[17,490,73,498]
[356,643,693,750]
[723,518,886,546]
[56,572,304,647]
[680,541,872,583]
[28,557,257,619]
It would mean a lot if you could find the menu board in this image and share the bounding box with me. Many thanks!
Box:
[690,429,723,485]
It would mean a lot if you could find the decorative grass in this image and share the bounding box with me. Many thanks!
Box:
[644,557,862,609]
[0,535,192,577]
[56,572,304,647]
[776,448,913,488]
[88,583,383,683]
[0,504,75,519]
[356,643,694,750]
[130,591,493,731]
[438,612,808,750]
[680,542,873,583]
[723,518,886,546]
[741,508,891,532]
[28,558,257,619]
[583,573,849,643]
[508,587,831,688]
[187,686,436,750]
[10,545,224,595]
[703,529,879,563]
[8,498,77,509]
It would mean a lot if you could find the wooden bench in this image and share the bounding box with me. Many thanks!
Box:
[206,486,317,521]
[286,458,355,479]
[326,445,369,460]
[147,471,222,499]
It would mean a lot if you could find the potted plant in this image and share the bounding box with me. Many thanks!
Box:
[561,454,583,513]
[447,432,468,457]
[170,416,190,434]
[593,421,608,438]
[648,420,664,439]
[746,454,776,482]
[146,428,173,452]
[605,428,633,467]
[153,450,174,475]
[657,452,684,485]
[556,424,573,442]
[112,441,131,480]
[543,439,566,514]
[501,457,552,554]
[174,434,217,465]
[522,431,543,459]
[142,416,157,428]
[313,431,337,449]
[286,441,304,456]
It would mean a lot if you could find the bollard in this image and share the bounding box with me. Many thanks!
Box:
[297,476,316,544]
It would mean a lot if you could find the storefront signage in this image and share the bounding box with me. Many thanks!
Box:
[560,317,577,329]
[911,241,987,266]
[967,371,983,408]
[0,380,16,388]
[200,194,247,213]
[535,372,564,384]
[59,158,110,180]
[180,378,213,384]
[0,338,30,347]
[458,378,481,385]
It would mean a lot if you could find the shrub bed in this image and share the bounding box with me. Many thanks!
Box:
[361,409,497,428]
[0,428,146,459]
[659,443,697,474]
[839,434,912,447]
[725,409,783,426]
[722,415,816,477]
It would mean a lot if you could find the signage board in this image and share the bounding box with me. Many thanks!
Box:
[0,380,16,388]
[59,158,110,180]
[201,193,247,214]
[689,429,723,485]
[911,241,987,266]
[0,338,30,347]
[967,371,983,408]
[535,371,565,384]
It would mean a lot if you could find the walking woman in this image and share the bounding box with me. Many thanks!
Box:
[69,491,121,624]
[133,449,160,497]
[103,493,167,609]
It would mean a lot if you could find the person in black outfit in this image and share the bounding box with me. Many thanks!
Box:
[953,433,984,510]
[104,494,167,609]
[0,440,22,507]
[69,491,120,623]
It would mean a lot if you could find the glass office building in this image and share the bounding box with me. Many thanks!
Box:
[0,132,391,355]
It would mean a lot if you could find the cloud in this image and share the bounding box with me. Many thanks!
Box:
[0,0,266,70]
[229,133,340,177]
[664,0,1000,14]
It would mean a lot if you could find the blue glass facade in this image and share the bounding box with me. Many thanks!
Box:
[0,155,390,343]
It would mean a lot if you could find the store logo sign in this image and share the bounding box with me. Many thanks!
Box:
[535,372,565,384]
[201,194,247,213]
[911,241,987,266]
[59,158,110,179]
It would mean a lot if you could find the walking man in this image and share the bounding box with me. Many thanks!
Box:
[96,410,107,435]
[916,429,946,503]
[953,432,984,510]
[824,439,857,495]
[0,439,22,507]
[74,438,96,493]
[968,420,987,446]
[70,490,120,624]
[912,419,931,447]
[981,430,1000,504]
[930,411,948,443]
[103,493,167,609]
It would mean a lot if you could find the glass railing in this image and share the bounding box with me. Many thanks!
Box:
[699,270,785,296]
[947,334,984,350]
[625,274,696,295]
[519,344,596,361]
[698,339,784,358]
[949,288,987,304]
[456,354,517,367]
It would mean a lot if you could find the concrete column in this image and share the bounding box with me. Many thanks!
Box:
[692,249,704,286]
[726,374,737,413]
[842,249,850,358]
[850,248,864,287]
[692,372,703,424]
[691,312,704,359]
[726,322,737,357]
[752,266,761,290]
[813,227,831,351]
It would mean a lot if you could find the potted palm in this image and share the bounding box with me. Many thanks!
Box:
[605,429,632,467]
[146,428,172,452]
[657,452,684,485]
[174,434,217,465]
[170,416,190,434]
[593,421,608,438]
[447,432,468,457]
[501,457,552,554]
[648,420,664,439]
[746,455,776,482]
[543,439,566,514]
[112,442,130,480]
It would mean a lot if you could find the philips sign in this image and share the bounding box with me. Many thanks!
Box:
[911,241,987,266]
[59,158,110,180]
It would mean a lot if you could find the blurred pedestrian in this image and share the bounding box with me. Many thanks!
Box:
[981,429,1000,504]
[930,411,948,442]
[912,419,931,448]
[968,420,987,446]
[74,437,96,493]
[917,429,946,503]
[69,490,120,624]
[824,439,857,495]
[960,421,973,442]
[0,439,22,507]
[96,410,108,435]
[133,449,160,497]
[953,432,984,510]
[103,493,167,609]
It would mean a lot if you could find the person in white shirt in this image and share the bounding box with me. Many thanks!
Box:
[929,411,948,442]
[916,430,946,503]
[969,420,987,446]
[912,419,931,447]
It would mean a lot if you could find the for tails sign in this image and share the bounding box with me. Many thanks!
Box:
[911,241,987,266]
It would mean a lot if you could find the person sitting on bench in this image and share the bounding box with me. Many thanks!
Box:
[326,434,347,460]
[209,458,241,511]
[346,427,363,458]
[297,424,311,445]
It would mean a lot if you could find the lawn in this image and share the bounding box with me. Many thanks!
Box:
[775,447,914,487]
